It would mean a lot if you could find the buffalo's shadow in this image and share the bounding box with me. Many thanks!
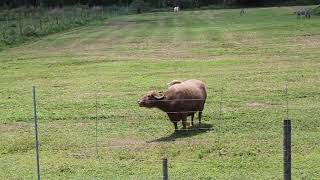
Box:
[147,123,213,143]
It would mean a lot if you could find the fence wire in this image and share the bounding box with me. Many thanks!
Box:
[1,82,319,179]
[0,6,126,46]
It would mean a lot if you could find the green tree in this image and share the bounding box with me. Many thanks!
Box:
[130,0,147,13]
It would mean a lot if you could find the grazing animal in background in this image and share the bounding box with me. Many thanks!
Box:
[305,9,311,19]
[240,8,246,16]
[138,79,207,131]
[296,9,305,18]
[296,8,311,19]
[174,6,180,13]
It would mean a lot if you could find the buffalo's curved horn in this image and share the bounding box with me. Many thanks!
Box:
[153,93,165,100]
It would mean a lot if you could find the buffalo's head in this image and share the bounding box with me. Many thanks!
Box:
[138,91,165,108]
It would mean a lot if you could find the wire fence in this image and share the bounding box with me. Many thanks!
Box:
[1,83,319,179]
[0,6,126,46]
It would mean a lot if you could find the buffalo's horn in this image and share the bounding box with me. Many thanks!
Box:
[153,94,165,100]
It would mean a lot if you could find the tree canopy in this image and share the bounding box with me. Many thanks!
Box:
[1,0,319,8]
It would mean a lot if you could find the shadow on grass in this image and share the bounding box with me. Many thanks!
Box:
[147,123,213,143]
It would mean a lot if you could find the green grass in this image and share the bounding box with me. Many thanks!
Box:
[0,6,125,49]
[0,6,320,179]
[313,5,320,15]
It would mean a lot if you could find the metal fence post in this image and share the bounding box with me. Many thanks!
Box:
[18,12,23,37]
[33,86,41,180]
[162,158,168,180]
[283,119,291,180]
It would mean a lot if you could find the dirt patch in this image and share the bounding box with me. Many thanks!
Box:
[291,35,320,49]
[299,35,320,48]
[246,102,270,108]
[106,19,166,27]
[103,137,210,150]
[0,122,32,133]
[68,152,88,159]
[106,137,144,148]
[119,40,217,60]
[105,21,136,29]
[102,137,164,150]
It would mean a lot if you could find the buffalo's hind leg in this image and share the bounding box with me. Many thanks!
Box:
[198,111,202,128]
[173,122,178,131]
[182,114,187,130]
[191,113,194,127]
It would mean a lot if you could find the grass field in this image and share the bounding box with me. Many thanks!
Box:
[0,6,124,49]
[0,6,320,179]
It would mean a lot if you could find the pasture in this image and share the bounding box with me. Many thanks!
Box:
[0,6,320,179]
[0,6,123,49]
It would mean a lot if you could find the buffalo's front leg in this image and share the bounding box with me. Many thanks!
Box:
[173,122,178,130]
[181,114,187,129]
[168,113,179,131]
[191,113,194,126]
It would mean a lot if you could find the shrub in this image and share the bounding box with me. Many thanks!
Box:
[23,25,38,37]
[312,5,320,15]
[178,0,200,8]
[130,0,149,13]
[3,29,19,45]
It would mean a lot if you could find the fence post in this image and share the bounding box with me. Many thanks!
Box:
[18,12,23,37]
[39,17,42,31]
[80,8,84,23]
[283,119,291,180]
[55,16,59,26]
[162,158,168,180]
[2,25,5,41]
[101,7,104,19]
[6,16,9,27]
[33,86,41,180]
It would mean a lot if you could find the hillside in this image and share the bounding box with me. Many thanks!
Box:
[0,6,319,179]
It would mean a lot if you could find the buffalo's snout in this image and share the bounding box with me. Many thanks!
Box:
[137,99,143,106]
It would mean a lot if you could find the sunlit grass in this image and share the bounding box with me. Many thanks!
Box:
[0,6,319,179]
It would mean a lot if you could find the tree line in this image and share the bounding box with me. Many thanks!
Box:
[1,0,319,9]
